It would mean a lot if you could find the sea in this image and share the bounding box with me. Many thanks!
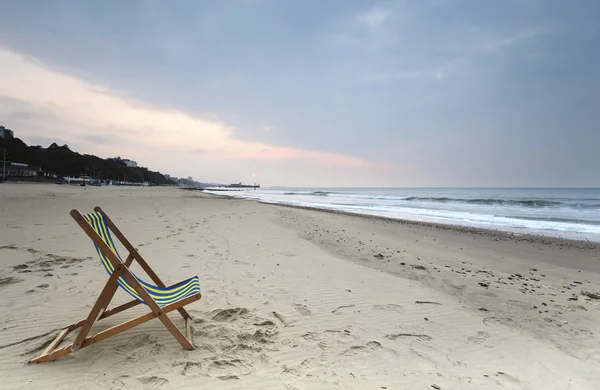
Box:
[204,188,600,242]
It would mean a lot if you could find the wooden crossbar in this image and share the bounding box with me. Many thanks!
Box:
[30,294,200,363]
[28,208,201,363]
[66,299,141,331]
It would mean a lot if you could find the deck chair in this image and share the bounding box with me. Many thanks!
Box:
[29,206,201,363]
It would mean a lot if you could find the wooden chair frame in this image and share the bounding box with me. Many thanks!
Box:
[29,206,201,363]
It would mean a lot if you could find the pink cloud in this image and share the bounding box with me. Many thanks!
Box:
[0,49,388,185]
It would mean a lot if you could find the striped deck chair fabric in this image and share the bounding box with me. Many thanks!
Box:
[83,211,200,307]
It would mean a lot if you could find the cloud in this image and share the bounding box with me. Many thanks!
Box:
[373,70,421,81]
[374,67,447,82]
[479,28,546,53]
[358,6,390,29]
[81,134,114,145]
[371,26,545,85]
[263,126,274,132]
[0,49,376,179]
[10,111,36,120]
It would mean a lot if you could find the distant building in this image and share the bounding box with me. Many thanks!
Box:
[107,157,138,167]
[122,159,138,168]
[0,126,14,139]
[5,162,40,177]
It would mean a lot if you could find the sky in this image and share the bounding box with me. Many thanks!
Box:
[0,0,599,187]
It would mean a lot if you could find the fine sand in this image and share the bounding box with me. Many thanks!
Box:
[0,184,599,389]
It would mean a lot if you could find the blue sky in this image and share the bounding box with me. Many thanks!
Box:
[0,0,598,186]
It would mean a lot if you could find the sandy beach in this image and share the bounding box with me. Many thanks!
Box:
[1,184,599,389]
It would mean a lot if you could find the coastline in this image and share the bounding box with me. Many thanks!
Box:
[270,202,600,249]
[1,184,599,389]
[216,191,600,250]
[203,188,600,244]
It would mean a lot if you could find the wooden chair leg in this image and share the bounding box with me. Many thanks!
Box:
[39,328,71,359]
[29,294,199,363]
[155,310,194,350]
[186,317,192,344]
[72,267,123,352]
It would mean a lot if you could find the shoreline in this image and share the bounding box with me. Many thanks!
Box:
[201,187,600,244]
[208,190,600,250]
[267,202,600,250]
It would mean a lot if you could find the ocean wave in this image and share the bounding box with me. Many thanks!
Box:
[280,191,587,208]
[284,191,335,197]
[281,191,328,196]
[404,197,566,207]
[282,191,406,200]
[504,215,600,226]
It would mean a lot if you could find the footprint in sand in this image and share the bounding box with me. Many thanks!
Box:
[482,317,514,326]
[111,375,137,389]
[484,371,522,389]
[190,309,278,355]
[181,361,203,377]
[385,333,432,342]
[181,358,253,379]
[495,371,521,385]
[138,376,170,388]
[115,334,157,353]
[300,358,318,368]
[294,304,311,316]
[281,366,303,384]
[467,331,494,348]
[372,303,404,311]
[341,341,382,356]
[303,329,355,341]
[253,320,276,327]
[507,300,531,310]
[0,277,23,287]
[111,375,169,389]
[302,329,358,354]
[211,308,250,322]
[207,359,253,379]
[280,358,322,385]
